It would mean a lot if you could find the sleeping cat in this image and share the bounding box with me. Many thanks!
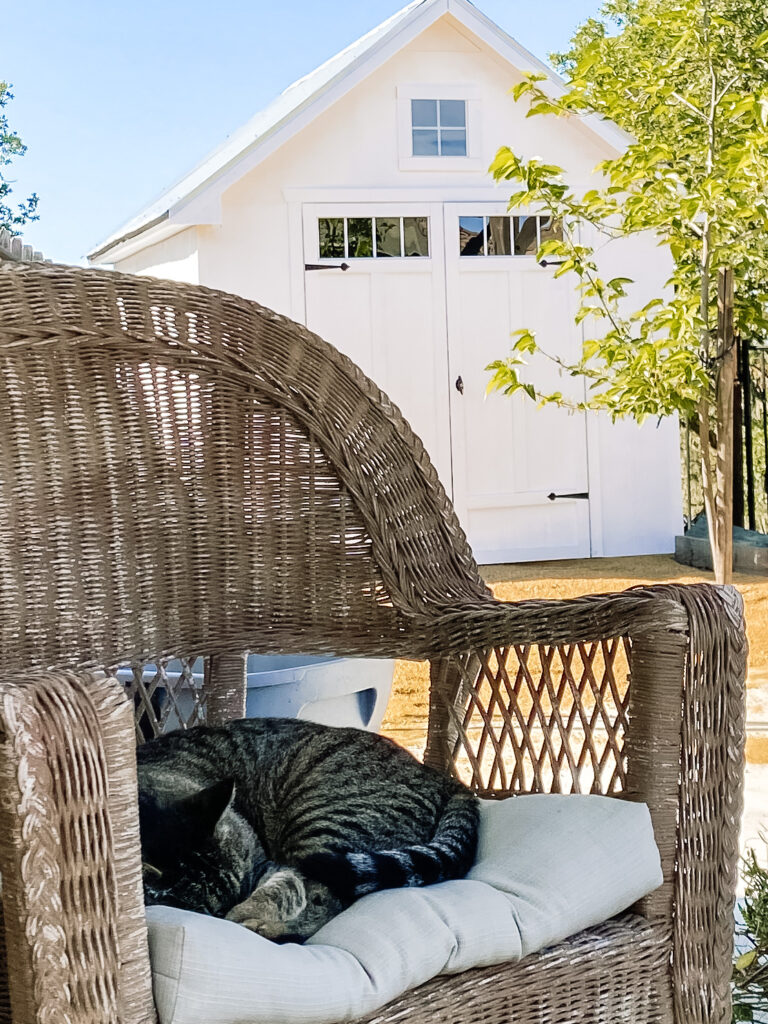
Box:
[137,717,479,942]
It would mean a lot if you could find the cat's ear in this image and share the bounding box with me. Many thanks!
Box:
[178,778,235,835]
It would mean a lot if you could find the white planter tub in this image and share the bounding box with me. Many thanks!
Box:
[119,655,395,732]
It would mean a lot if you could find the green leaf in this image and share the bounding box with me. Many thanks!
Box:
[582,339,600,359]
[511,329,537,353]
[607,277,634,288]
[735,949,758,972]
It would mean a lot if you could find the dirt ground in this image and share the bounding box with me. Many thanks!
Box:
[380,554,768,763]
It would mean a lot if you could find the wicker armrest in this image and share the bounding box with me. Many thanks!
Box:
[0,670,156,1024]
[424,582,746,1024]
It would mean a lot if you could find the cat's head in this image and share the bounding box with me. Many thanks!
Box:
[139,777,259,916]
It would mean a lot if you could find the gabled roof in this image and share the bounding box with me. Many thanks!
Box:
[89,0,630,264]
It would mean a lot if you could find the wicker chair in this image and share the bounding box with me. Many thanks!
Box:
[0,261,746,1024]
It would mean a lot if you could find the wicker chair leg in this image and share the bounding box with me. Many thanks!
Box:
[205,652,248,724]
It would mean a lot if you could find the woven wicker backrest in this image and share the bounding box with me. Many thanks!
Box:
[0,263,488,673]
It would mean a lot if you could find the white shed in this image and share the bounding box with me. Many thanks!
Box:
[89,0,682,564]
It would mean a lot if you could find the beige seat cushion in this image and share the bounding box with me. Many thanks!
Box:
[147,794,662,1024]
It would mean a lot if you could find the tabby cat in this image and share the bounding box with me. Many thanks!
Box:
[137,717,479,942]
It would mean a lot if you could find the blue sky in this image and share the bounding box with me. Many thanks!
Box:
[4,0,603,264]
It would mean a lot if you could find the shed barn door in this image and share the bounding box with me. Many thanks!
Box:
[443,204,591,563]
[302,203,453,493]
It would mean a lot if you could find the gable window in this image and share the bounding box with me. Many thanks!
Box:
[411,99,467,157]
[397,85,481,170]
[458,215,562,256]
[318,216,430,259]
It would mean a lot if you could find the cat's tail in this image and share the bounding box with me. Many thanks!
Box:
[299,787,479,906]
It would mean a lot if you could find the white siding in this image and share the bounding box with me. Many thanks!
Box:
[115,227,199,283]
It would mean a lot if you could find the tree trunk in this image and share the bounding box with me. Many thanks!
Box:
[703,269,736,585]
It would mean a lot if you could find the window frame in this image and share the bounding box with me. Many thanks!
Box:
[397,84,482,172]
[316,214,432,261]
[457,214,562,259]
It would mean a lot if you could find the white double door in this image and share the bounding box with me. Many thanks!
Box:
[302,202,590,563]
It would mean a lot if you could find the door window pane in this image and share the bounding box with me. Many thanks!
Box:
[439,99,466,127]
[375,218,402,258]
[440,130,467,156]
[318,218,345,258]
[412,129,439,156]
[514,216,538,256]
[347,218,373,258]
[403,217,430,257]
[459,217,485,256]
[411,99,437,127]
[487,217,512,255]
[539,217,563,245]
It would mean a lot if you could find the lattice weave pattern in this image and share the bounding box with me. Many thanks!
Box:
[449,639,630,796]
[115,657,207,742]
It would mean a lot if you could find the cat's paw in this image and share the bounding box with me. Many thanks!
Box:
[227,866,306,923]
[226,866,342,942]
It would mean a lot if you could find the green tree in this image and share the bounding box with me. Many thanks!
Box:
[1,82,38,231]
[486,0,768,583]
[733,843,768,1022]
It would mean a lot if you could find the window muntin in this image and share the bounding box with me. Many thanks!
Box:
[411,99,467,157]
[318,216,430,259]
[459,215,562,257]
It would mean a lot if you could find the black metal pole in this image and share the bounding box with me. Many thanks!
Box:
[686,422,692,527]
[742,336,756,530]
[763,351,768,517]
[733,337,745,528]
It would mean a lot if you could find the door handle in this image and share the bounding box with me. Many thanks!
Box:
[305,262,350,271]
[455,376,464,395]
[547,491,589,501]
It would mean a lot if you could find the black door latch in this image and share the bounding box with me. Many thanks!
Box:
[455,376,464,394]
[547,491,589,501]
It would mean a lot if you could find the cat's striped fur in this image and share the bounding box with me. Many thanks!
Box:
[137,717,479,941]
